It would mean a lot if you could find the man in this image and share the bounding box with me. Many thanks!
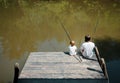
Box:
[68,40,77,56]
[80,35,95,58]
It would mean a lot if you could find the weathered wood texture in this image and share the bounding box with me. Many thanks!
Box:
[18,52,108,83]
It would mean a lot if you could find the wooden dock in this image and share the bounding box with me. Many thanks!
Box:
[18,52,108,83]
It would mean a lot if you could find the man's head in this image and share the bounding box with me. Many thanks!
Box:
[85,35,91,42]
[70,40,75,46]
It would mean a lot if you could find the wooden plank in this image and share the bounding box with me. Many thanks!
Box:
[19,52,105,79]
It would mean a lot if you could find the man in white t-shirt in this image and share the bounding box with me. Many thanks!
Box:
[68,40,77,56]
[80,35,95,58]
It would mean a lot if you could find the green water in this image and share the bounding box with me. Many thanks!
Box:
[0,0,120,83]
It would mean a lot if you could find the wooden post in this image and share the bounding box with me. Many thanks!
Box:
[13,63,19,83]
[94,47,109,79]
[101,58,109,79]
[94,46,102,67]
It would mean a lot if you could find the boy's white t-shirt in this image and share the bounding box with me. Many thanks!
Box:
[68,45,77,55]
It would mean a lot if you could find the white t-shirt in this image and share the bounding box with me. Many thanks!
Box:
[80,42,95,58]
[68,45,77,55]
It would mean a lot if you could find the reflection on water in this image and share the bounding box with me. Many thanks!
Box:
[0,37,3,56]
[35,38,67,52]
[0,0,120,83]
[0,52,28,83]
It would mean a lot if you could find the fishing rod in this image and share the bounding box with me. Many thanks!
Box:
[93,16,99,34]
[58,18,72,41]
[58,18,82,62]
[93,10,100,36]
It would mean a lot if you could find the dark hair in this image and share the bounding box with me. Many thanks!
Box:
[85,35,91,42]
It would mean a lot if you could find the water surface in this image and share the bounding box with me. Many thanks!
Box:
[0,0,120,83]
